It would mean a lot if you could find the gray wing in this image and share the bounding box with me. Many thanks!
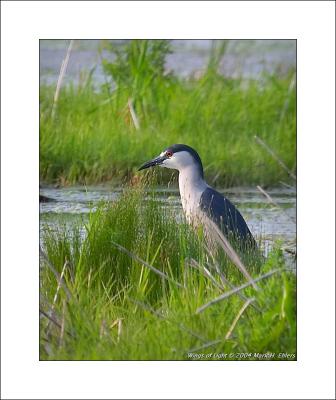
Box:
[199,187,257,248]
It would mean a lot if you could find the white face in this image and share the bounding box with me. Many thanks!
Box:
[160,150,196,171]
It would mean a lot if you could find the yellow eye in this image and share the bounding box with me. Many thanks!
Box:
[166,151,173,158]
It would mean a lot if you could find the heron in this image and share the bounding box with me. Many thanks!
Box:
[138,144,257,254]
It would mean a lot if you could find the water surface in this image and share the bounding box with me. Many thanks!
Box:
[40,184,296,265]
[40,40,296,86]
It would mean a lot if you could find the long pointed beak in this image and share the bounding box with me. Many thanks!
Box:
[138,155,166,171]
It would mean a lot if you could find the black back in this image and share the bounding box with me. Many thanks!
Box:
[199,187,257,249]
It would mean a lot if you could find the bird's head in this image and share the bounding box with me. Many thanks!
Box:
[138,144,204,177]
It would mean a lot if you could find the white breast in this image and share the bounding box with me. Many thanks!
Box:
[178,167,207,226]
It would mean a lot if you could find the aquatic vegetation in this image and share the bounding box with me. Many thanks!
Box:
[40,186,296,360]
[40,41,296,360]
[40,40,296,186]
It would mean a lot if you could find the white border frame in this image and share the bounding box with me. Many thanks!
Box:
[1,1,335,399]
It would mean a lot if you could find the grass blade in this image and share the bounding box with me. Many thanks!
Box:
[40,247,71,300]
[225,297,255,340]
[196,268,284,314]
[255,135,296,180]
[51,39,74,118]
[111,240,185,289]
[206,219,258,290]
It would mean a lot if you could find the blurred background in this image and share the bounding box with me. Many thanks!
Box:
[40,39,296,258]
[40,39,296,86]
[40,39,296,186]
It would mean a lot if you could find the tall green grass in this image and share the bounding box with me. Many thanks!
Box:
[40,40,296,186]
[40,184,296,360]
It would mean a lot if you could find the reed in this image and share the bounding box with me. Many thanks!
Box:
[51,39,74,118]
[40,41,296,187]
[40,184,296,360]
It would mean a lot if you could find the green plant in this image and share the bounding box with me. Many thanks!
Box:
[101,40,174,123]
[40,186,296,360]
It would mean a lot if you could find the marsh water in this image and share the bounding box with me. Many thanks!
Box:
[40,185,296,267]
[40,40,297,268]
[40,40,296,87]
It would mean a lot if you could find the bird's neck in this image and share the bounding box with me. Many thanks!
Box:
[179,165,204,188]
[178,166,207,219]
